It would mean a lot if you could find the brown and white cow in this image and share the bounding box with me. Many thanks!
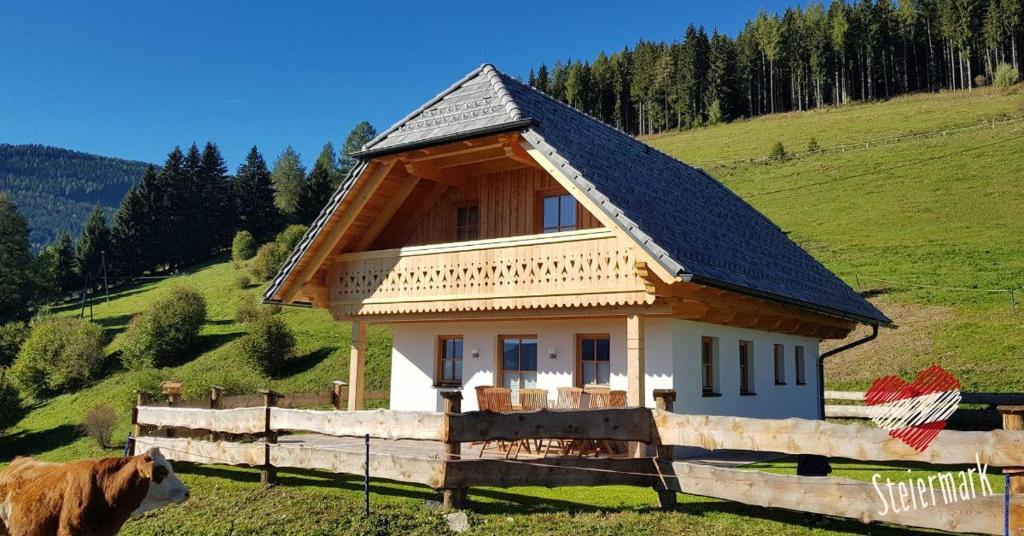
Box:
[0,448,188,536]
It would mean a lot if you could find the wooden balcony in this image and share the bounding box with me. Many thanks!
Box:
[326,228,657,317]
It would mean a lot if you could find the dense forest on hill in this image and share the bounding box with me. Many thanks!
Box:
[528,0,1023,135]
[0,144,151,246]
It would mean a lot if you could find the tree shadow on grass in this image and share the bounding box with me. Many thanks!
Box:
[274,347,337,379]
[1,425,81,460]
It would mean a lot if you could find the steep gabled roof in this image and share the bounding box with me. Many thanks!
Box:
[266,64,889,326]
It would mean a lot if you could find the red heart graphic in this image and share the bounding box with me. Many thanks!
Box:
[863,365,961,452]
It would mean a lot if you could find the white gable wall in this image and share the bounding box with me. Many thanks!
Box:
[389,317,819,418]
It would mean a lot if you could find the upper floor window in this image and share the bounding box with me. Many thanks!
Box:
[436,336,463,386]
[542,193,577,233]
[739,341,755,395]
[774,344,786,385]
[456,204,479,241]
[795,346,807,385]
[577,334,611,386]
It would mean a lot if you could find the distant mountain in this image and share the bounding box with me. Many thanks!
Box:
[0,144,153,248]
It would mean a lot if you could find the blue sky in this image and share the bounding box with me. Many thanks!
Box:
[0,1,792,169]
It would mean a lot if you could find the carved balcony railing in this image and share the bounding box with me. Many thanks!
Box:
[327,228,657,316]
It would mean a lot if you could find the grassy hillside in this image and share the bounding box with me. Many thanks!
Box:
[3,88,1022,534]
[0,144,151,247]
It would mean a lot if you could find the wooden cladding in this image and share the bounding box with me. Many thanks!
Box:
[328,229,655,316]
[393,167,601,248]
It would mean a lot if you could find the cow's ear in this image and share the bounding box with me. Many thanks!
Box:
[137,455,154,479]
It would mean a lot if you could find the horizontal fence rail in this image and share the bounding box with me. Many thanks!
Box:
[137,406,266,434]
[270,408,444,441]
[447,407,652,443]
[823,390,1018,429]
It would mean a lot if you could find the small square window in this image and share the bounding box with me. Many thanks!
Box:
[541,194,577,233]
[437,336,463,386]
[456,205,479,241]
[577,335,611,386]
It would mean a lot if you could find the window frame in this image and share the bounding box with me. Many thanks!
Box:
[435,335,464,387]
[537,190,579,234]
[701,336,720,396]
[576,333,612,388]
[773,344,786,385]
[496,334,539,384]
[795,346,807,385]
[739,340,755,395]
[454,202,480,242]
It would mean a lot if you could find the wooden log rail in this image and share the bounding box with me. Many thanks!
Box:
[132,389,1024,534]
[824,390,1018,429]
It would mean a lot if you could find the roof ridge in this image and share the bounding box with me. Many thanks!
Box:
[361,64,489,151]
[481,64,522,121]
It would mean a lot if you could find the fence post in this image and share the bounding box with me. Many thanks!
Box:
[440,389,464,509]
[209,385,225,442]
[999,406,1024,534]
[653,389,677,510]
[260,389,281,485]
[332,380,347,410]
[131,391,145,455]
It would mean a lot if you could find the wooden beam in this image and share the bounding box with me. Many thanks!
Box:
[133,436,264,466]
[388,181,449,247]
[443,458,655,488]
[626,314,645,408]
[652,409,1024,467]
[278,159,396,303]
[136,406,265,434]
[270,444,445,488]
[447,407,652,443]
[664,461,1013,535]
[347,321,366,410]
[405,141,504,163]
[270,408,444,441]
[352,173,420,251]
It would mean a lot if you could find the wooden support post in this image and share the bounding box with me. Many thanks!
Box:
[626,314,645,457]
[131,391,145,455]
[1000,406,1024,494]
[260,390,281,485]
[332,380,347,410]
[653,389,677,510]
[209,385,225,442]
[348,321,366,411]
[440,390,465,509]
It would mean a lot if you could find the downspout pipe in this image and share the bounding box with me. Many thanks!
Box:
[817,323,879,420]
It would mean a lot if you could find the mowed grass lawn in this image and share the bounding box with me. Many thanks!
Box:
[3,87,1023,534]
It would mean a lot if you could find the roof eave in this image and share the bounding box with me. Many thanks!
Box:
[349,119,536,159]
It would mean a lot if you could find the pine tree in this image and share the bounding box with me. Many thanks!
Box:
[707,30,739,123]
[134,165,163,273]
[0,194,33,322]
[76,205,111,290]
[156,147,186,269]
[234,146,277,239]
[110,187,146,278]
[182,143,205,263]
[296,143,337,224]
[270,146,306,217]
[49,231,78,294]
[199,142,232,255]
[535,64,550,93]
[340,122,377,176]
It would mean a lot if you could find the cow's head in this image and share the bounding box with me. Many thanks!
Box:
[132,448,189,517]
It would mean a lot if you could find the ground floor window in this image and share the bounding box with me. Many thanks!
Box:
[739,340,755,395]
[795,346,807,385]
[701,336,719,396]
[436,336,463,386]
[577,334,610,386]
[774,344,786,385]
[500,336,538,404]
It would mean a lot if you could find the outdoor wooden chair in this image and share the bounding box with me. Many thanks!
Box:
[507,388,549,459]
[478,387,513,457]
[545,387,584,457]
[609,390,627,408]
[587,389,612,408]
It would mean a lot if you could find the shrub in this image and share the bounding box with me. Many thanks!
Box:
[769,141,787,160]
[239,315,295,376]
[251,243,285,281]
[120,285,207,369]
[974,74,988,87]
[806,137,820,152]
[995,63,1021,89]
[276,224,309,253]
[81,404,117,448]
[0,372,25,435]
[234,274,251,290]
[235,293,264,322]
[231,230,256,262]
[0,321,28,368]
[10,317,104,398]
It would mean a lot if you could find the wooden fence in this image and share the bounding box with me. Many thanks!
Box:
[824,390,1024,429]
[131,389,1024,535]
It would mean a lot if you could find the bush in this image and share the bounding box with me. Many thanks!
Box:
[276,224,309,253]
[234,274,251,290]
[232,230,256,262]
[995,63,1021,89]
[120,286,207,369]
[0,321,28,368]
[10,317,105,398]
[974,74,989,87]
[0,372,25,435]
[251,243,285,281]
[769,141,787,160]
[82,404,117,448]
[235,293,278,323]
[239,315,295,376]
[806,137,820,152]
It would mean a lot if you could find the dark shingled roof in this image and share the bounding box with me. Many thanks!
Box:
[268,64,889,326]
